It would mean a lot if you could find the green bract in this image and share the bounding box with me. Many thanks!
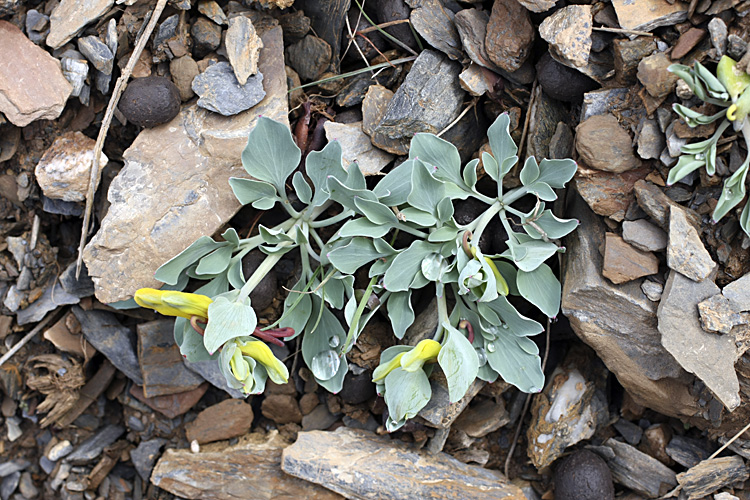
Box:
[669,56,750,235]
[144,114,578,431]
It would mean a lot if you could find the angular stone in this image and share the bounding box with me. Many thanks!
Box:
[598,438,677,498]
[299,0,349,72]
[16,280,80,326]
[369,50,463,155]
[130,383,208,419]
[185,399,254,444]
[576,114,641,173]
[261,394,302,425]
[137,319,205,398]
[185,359,245,398]
[516,0,555,13]
[677,456,749,499]
[77,36,113,75]
[301,404,339,431]
[526,347,609,468]
[459,64,493,97]
[612,0,688,32]
[614,37,658,84]
[658,270,740,410]
[279,10,310,44]
[562,195,697,418]
[580,88,630,121]
[419,374,484,429]
[72,306,143,384]
[637,119,665,160]
[602,233,659,284]
[666,205,716,282]
[286,35,331,82]
[152,431,343,500]
[226,16,263,85]
[197,0,227,25]
[191,17,222,58]
[282,427,525,499]
[83,27,288,303]
[170,56,199,101]
[47,0,114,49]
[575,167,651,221]
[539,5,592,69]
[708,18,728,57]
[641,280,663,302]
[622,219,668,252]
[0,21,72,127]
[633,180,701,230]
[671,27,707,60]
[698,294,749,334]
[453,398,509,439]
[485,0,534,73]
[323,121,392,176]
[723,272,750,311]
[638,53,680,98]
[64,425,125,465]
[526,86,567,161]
[34,132,106,203]
[665,435,711,468]
[410,0,462,61]
[454,10,501,73]
[131,438,166,482]
[43,313,96,359]
[193,62,265,116]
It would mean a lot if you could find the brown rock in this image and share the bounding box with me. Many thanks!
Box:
[614,37,657,84]
[666,205,716,282]
[575,165,650,221]
[225,16,263,85]
[34,131,106,202]
[638,52,680,98]
[485,0,534,73]
[299,393,319,415]
[43,313,96,359]
[362,84,393,137]
[602,233,660,284]
[130,383,208,419]
[261,394,302,424]
[639,424,673,466]
[676,456,749,499]
[633,180,701,230]
[0,21,72,127]
[670,28,706,60]
[185,399,254,444]
[453,398,509,438]
[611,0,687,32]
[169,56,199,101]
[539,5,592,69]
[151,431,343,500]
[286,35,331,82]
[454,9,501,73]
[576,114,641,173]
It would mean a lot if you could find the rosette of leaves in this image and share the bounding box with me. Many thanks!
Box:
[668,56,750,235]
[325,114,578,430]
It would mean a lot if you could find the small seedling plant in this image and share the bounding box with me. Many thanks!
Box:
[134,114,578,431]
[669,56,750,235]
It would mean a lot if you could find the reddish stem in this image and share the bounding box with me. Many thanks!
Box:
[458,319,474,344]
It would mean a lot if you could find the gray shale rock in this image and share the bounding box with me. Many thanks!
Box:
[286,34,332,82]
[410,0,462,60]
[596,438,677,498]
[192,62,266,116]
[47,0,114,49]
[77,35,114,75]
[622,219,668,252]
[666,205,716,282]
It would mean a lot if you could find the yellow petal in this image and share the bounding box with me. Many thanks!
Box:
[372,352,405,383]
[134,288,212,319]
[400,339,441,372]
[230,348,250,381]
[238,340,289,384]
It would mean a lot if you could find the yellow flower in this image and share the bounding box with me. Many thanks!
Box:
[372,339,441,382]
[134,288,213,319]
[236,339,289,385]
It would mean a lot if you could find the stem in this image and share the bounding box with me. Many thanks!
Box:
[501,185,530,206]
[309,227,328,252]
[499,213,519,244]
[237,225,297,301]
[395,223,429,239]
[310,209,354,228]
[341,275,377,355]
[469,201,502,245]
[261,265,323,331]
[467,190,496,205]
[435,292,451,343]
[279,191,301,219]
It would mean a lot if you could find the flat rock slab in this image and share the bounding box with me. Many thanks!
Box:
[281,427,525,500]
[677,456,749,500]
[602,233,659,284]
[612,0,687,32]
[598,438,677,498]
[47,0,114,49]
[657,270,741,410]
[83,26,288,303]
[323,121,392,176]
[410,0,462,61]
[192,62,265,116]
[185,399,254,444]
[0,21,72,127]
[151,431,343,500]
[666,205,716,282]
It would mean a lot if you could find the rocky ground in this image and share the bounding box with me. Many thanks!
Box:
[0,0,750,499]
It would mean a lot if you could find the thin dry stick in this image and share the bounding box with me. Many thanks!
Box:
[592,26,653,37]
[504,317,551,478]
[76,0,169,278]
[0,312,58,368]
[436,99,478,138]
[357,19,410,35]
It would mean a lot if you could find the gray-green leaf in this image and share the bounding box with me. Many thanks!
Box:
[241,117,301,195]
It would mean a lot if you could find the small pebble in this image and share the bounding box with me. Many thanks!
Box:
[118,77,181,127]
[190,440,200,453]
[553,449,614,500]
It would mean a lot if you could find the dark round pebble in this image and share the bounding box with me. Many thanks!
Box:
[554,449,615,500]
[118,77,181,128]
[339,370,376,405]
[536,52,599,103]
[242,250,278,312]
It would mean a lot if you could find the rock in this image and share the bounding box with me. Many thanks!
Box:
[602,233,659,284]
[43,313,96,359]
[699,295,750,334]
[47,0,114,49]
[526,347,609,468]
[580,88,629,121]
[677,456,749,499]
[376,0,418,51]
[419,374,484,429]
[226,17,263,85]
[25,9,49,44]
[362,85,392,136]
[301,404,339,431]
[282,427,525,499]
[185,399,254,444]
[369,50,463,155]
[170,56,199,101]
[526,86,567,161]
[192,62,265,116]
[459,64,493,97]
[261,394,302,424]
[633,180,701,230]
[324,122,393,176]
[0,21,72,127]
[279,10,310,44]
[613,418,643,445]
[72,306,143,384]
[611,0,687,32]
[185,359,245,398]
[641,280,663,301]
[339,370,375,405]
[454,398,509,438]
[613,37,658,85]
[640,423,673,466]
[665,435,711,468]
[77,36,113,75]
[410,0,462,61]
[119,77,181,128]
[576,114,641,173]
[130,383,208,419]
[1,471,19,500]
[241,250,277,312]
[671,28,707,60]
[622,219,668,252]
[131,438,166,482]
[539,5,592,69]
[637,119,665,160]
[18,471,38,499]
[454,9,501,73]
[286,35,331,82]
[15,280,80,325]
[516,0,555,13]
[553,449,614,500]
[575,166,649,222]
[84,27,287,303]
[709,18,728,57]
[666,206,716,282]
[198,0,227,25]
[34,131,106,203]
[549,122,574,159]
[723,273,750,311]
[152,431,343,500]
[191,17,222,59]
[297,0,349,71]
[638,53,679,99]
[597,438,677,498]
[65,424,125,465]
[137,319,205,398]
[60,53,88,99]
[658,270,741,410]
[485,0,534,73]
[536,52,598,103]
